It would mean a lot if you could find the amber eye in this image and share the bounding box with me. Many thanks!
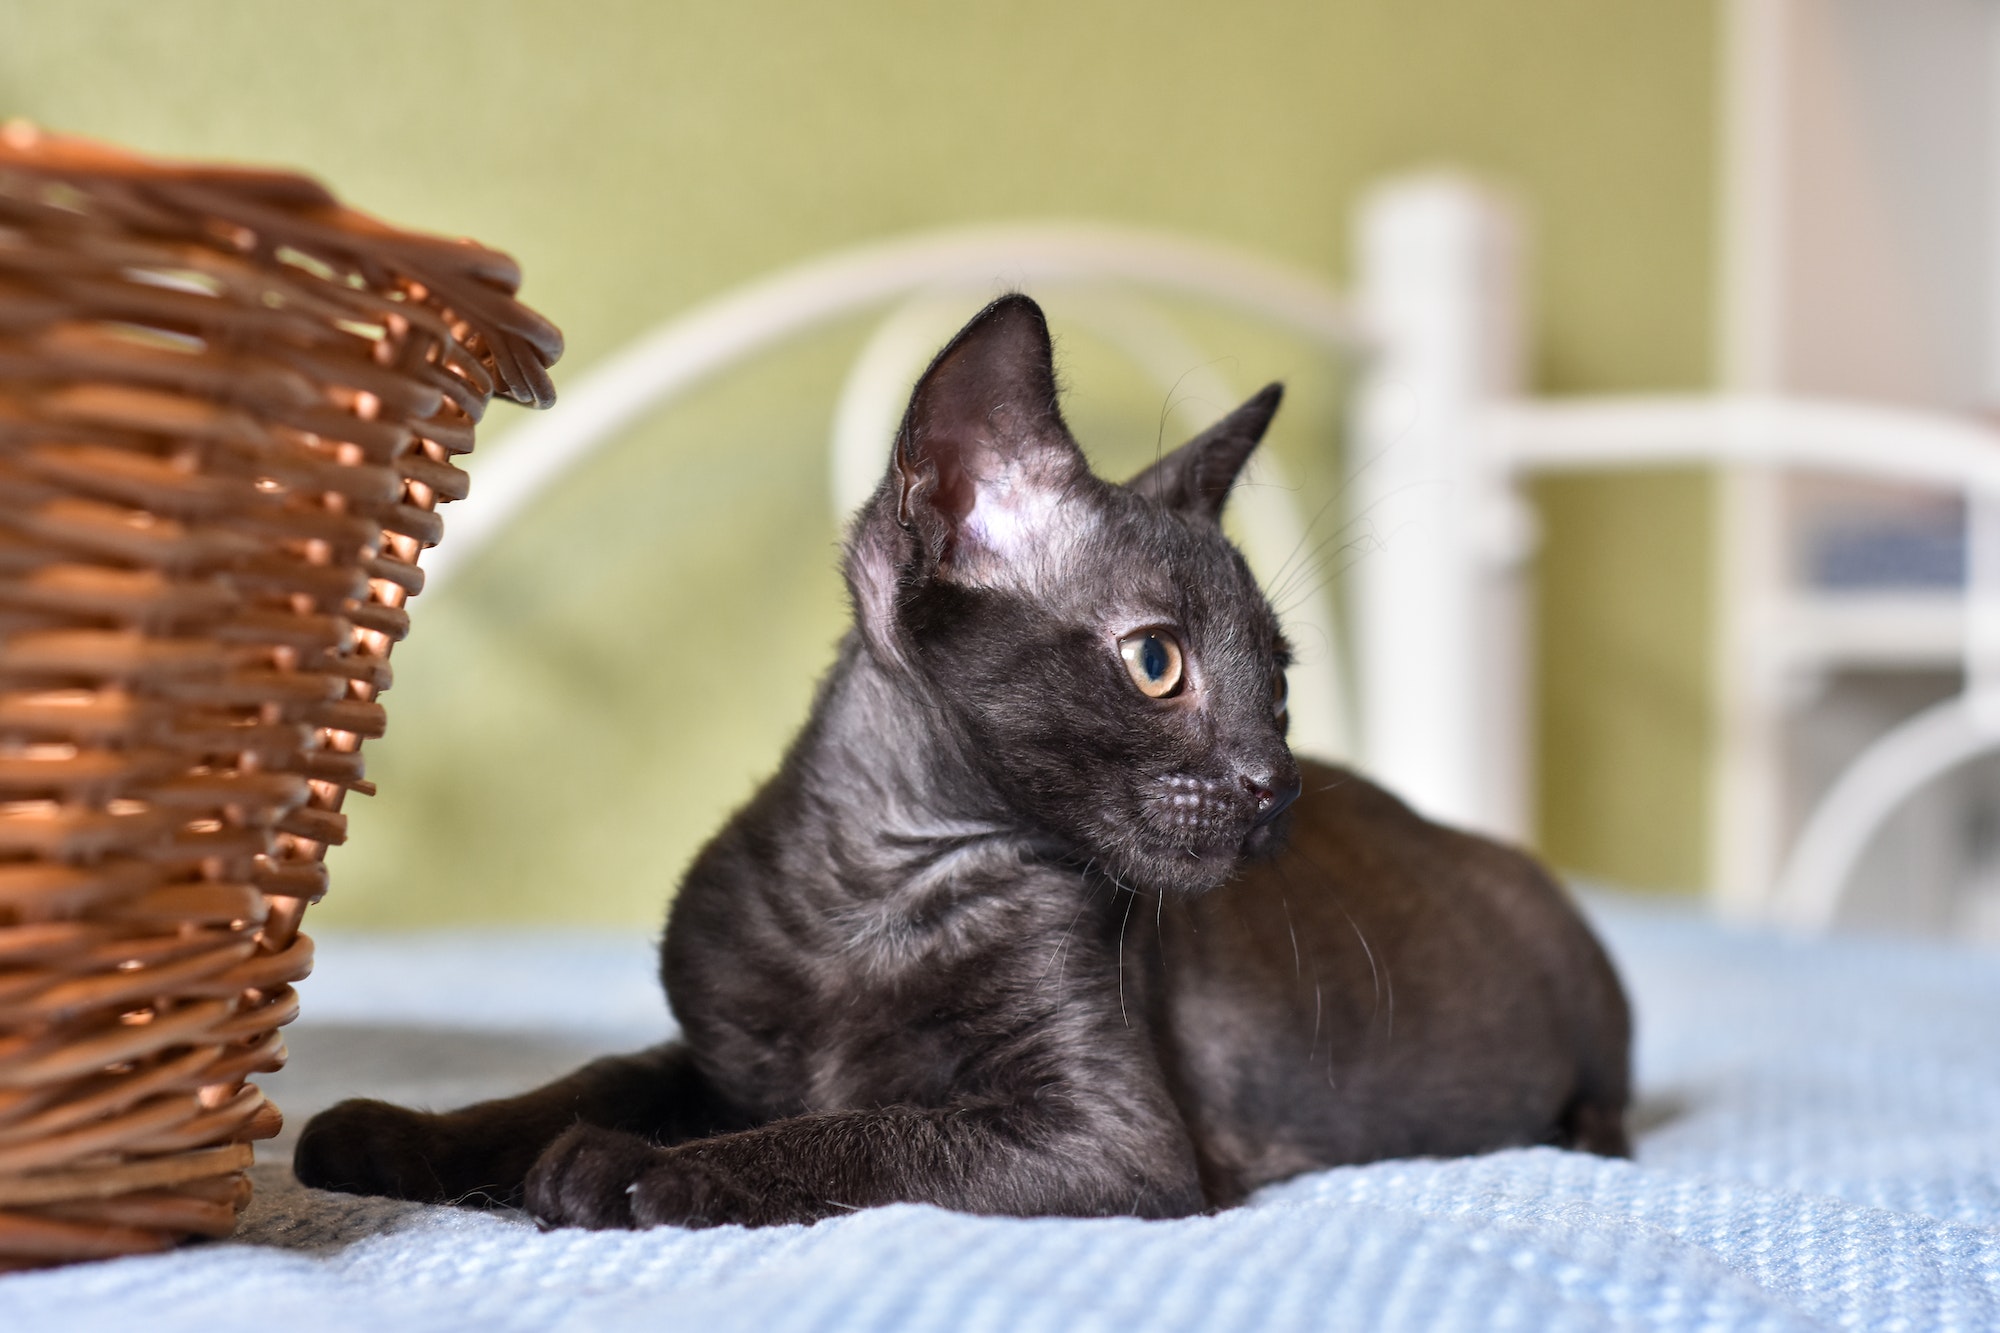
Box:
[1119,630,1184,698]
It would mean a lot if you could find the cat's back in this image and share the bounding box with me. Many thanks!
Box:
[1153,760,1630,1201]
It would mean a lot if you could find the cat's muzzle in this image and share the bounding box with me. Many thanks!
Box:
[1140,766,1299,874]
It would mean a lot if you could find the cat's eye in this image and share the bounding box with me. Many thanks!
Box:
[1273,668,1289,717]
[1119,630,1184,698]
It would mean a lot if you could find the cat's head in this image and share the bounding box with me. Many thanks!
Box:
[845,294,1301,895]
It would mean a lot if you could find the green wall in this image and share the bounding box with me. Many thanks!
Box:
[1,1,1718,923]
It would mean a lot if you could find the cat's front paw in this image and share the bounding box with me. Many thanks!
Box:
[526,1123,657,1229]
[294,1098,450,1201]
[527,1124,737,1230]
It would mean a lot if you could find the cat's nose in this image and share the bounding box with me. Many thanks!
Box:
[1242,770,1302,826]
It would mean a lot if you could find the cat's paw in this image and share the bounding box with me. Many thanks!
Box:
[526,1123,659,1229]
[527,1123,738,1230]
[293,1098,449,1201]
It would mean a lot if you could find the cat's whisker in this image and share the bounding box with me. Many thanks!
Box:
[1267,504,1390,580]
[1038,874,1099,998]
[1116,886,1139,1029]
[1152,364,1230,460]
[1262,472,1453,610]
[1292,844,1394,1048]
[1279,888,1302,982]
[1312,978,1324,1063]
[1266,518,1390,610]
[1269,529,1409,624]
[1256,424,1416,596]
[1261,485,1355,597]
[1270,862,1320,1066]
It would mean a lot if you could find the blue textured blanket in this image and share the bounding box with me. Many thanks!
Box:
[4,894,1997,1332]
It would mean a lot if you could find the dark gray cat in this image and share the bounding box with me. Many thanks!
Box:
[296,294,1630,1227]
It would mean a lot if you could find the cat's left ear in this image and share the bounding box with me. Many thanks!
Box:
[1126,383,1283,521]
[889,293,1088,575]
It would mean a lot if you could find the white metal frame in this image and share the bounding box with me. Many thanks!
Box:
[424,224,1365,590]
[425,223,1372,767]
[1483,395,2000,928]
[427,183,2000,933]
[1371,177,2000,929]
[1346,177,1533,843]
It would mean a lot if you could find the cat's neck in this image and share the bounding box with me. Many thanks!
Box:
[786,632,1056,884]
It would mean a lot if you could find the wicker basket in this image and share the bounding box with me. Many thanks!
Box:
[0,123,559,1267]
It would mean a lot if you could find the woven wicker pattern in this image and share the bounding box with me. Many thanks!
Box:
[0,123,558,1267]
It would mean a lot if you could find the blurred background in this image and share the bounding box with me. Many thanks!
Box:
[7,1,1994,945]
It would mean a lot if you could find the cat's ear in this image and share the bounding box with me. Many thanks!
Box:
[888,293,1087,573]
[1126,383,1283,521]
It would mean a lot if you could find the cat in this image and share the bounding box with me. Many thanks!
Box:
[294,293,1630,1228]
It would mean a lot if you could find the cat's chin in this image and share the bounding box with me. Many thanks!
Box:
[1115,824,1282,896]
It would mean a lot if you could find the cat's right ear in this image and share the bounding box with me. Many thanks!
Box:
[1126,383,1283,522]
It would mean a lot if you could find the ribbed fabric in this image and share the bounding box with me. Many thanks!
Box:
[4,896,1995,1332]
